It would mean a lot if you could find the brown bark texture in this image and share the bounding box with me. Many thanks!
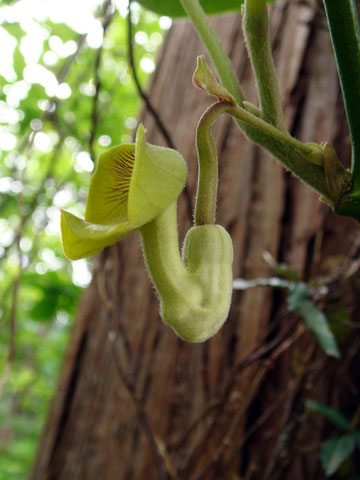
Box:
[30,1,360,479]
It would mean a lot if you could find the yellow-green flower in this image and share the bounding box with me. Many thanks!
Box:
[61,124,187,260]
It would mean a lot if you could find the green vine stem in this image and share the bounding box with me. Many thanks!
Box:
[180,1,356,216]
[192,56,352,212]
[195,102,227,225]
[226,102,334,201]
[243,0,285,130]
[179,0,245,105]
[323,0,360,192]
[234,108,328,197]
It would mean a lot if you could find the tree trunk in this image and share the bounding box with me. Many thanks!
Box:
[30,1,359,479]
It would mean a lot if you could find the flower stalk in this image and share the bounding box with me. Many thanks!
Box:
[195,102,228,225]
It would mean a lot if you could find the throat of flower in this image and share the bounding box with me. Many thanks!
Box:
[85,144,135,225]
[108,146,135,206]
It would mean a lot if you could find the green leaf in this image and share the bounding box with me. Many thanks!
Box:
[306,400,350,430]
[299,300,341,359]
[13,46,26,79]
[326,307,351,341]
[285,281,341,358]
[193,55,235,103]
[137,0,276,18]
[320,435,354,476]
[272,264,301,282]
[1,21,26,39]
[30,297,58,322]
[137,0,242,18]
[286,283,308,312]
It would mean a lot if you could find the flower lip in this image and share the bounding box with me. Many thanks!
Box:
[61,210,133,260]
[61,124,187,260]
[127,124,187,226]
[104,147,135,206]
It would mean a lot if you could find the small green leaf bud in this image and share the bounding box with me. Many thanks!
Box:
[193,55,236,104]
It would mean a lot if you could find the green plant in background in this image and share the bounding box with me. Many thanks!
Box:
[306,400,360,476]
[233,276,340,359]
[0,1,168,477]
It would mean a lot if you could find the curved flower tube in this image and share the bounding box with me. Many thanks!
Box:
[61,124,187,260]
[141,202,233,342]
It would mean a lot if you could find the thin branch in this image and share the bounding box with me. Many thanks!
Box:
[0,267,22,396]
[0,166,27,396]
[168,399,222,451]
[0,32,86,221]
[16,33,87,156]
[89,0,116,162]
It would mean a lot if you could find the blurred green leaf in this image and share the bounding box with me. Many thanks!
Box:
[136,0,276,18]
[287,283,308,312]
[320,435,355,476]
[43,20,78,42]
[273,263,301,282]
[13,46,26,79]
[299,300,341,359]
[326,307,351,341]
[30,297,58,321]
[234,278,340,358]
[1,21,26,39]
[306,400,350,430]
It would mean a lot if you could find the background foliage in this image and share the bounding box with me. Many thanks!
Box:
[0,1,169,477]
